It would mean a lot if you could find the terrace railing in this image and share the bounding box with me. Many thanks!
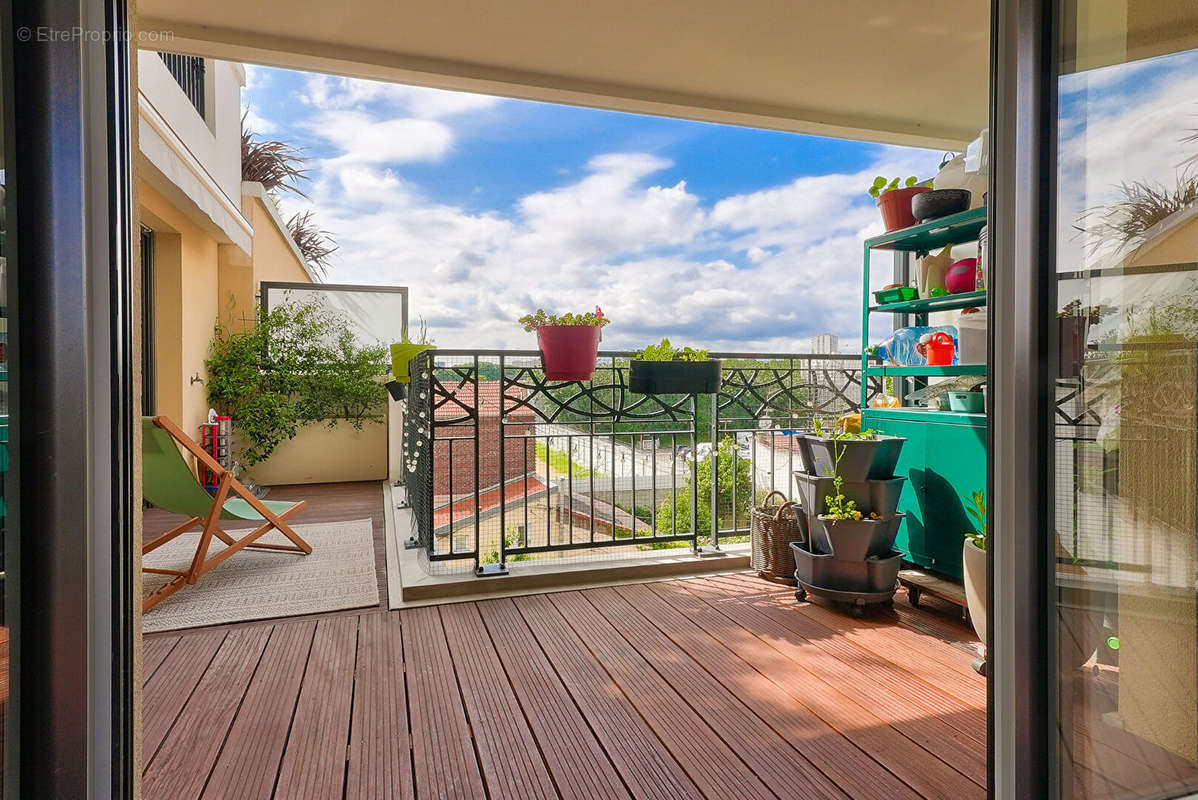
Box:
[401,350,879,576]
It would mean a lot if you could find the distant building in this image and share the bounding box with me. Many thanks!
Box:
[810,333,840,354]
[433,381,537,496]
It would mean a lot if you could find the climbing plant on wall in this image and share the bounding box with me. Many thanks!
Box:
[206,298,389,466]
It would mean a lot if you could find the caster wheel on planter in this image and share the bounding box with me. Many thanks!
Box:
[794,588,808,602]
[908,586,922,607]
[850,603,865,619]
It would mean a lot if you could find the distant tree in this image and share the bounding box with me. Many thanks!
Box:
[656,435,752,537]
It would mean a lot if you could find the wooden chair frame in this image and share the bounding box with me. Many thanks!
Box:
[142,415,313,612]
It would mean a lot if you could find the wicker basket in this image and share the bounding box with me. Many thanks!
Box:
[750,490,804,583]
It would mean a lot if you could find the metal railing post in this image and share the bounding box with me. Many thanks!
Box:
[707,390,720,552]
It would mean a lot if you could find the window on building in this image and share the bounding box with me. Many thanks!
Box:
[157,52,205,118]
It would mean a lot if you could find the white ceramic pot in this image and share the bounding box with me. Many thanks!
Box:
[962,538,987,646]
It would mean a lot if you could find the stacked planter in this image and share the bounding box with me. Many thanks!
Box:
[789,433,908,617]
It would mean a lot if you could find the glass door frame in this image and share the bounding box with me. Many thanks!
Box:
[5,0,136,796]
[990,0,1065,795]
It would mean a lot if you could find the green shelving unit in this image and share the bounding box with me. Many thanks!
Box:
[863,206,987,252]
[870,289,986,315]
[860,208,989,581]
[865,364,987,378]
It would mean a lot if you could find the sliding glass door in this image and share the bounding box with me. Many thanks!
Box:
[1052,1,1198,796]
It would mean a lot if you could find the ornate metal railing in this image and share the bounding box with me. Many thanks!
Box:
[401,350,879,575]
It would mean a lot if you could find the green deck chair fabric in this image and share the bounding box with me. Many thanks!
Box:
[142,417,299,521]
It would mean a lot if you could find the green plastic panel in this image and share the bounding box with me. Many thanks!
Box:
[870,290,987,315]
[865,364,987,378]
[864,206,987,252]
[863,408,987,580]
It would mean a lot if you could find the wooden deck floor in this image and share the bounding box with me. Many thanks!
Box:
[143,568,995,800]
[141,482,1198,800]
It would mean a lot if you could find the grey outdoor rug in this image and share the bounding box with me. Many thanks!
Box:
[142,518,379,632]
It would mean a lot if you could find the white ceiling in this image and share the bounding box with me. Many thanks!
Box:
[138,0,990,148]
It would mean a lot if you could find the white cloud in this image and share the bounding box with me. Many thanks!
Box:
[285,142,943,350]
[248,70,948,351]
[241,105,277,135]
[302,74,502,118]
[1056,49,1198,271]
[307,112,454,166]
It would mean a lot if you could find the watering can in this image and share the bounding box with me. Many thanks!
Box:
[924,332,956,366]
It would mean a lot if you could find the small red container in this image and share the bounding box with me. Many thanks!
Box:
[925,332,956,366]
[536,325,602,381]
[877,186,932,232]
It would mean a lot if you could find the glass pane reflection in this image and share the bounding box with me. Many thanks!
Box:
[1055,4,1198,797]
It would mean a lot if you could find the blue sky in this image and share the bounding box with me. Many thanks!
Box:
[242,66,946,350]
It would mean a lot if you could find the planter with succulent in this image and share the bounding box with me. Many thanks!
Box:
[391,317,436,384]
[869,175,933,233]
[519,306,610,382]
[628,338,721,394]
[962,490,988,647]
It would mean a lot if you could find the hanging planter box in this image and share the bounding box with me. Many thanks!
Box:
[810,513,905,561]
[796,434,906,481]
[536,325,602,381]
[1058,316,1090,378]
[628,359,722,394]
[391,343,436,384]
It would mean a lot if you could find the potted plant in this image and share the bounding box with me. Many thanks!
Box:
[1057,300,1102,377]
[519,306,610,382]
[962,490,988,651]
[628,338,721,394]
[390,316,436,384]
[869,175,933,233]
[812,471,905,561]
[796,419,906,482]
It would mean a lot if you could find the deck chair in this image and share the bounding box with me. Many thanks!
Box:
[141,415,312,612]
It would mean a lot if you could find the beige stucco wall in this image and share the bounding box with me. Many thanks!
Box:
[140,179,221,438]
[213,186,313,331]
[1130,214,1198,268]
[249,419,388,485]
[243,188,314,286]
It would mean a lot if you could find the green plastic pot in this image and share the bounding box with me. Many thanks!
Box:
[391,342,436,383]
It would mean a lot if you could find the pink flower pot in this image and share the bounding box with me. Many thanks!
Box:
[536,325,601,381]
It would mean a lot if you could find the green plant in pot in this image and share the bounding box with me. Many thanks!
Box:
[797,420,906,482]
[810,440,904,562]
[628,338,721,394]
[518,306,610,382]
[391,316,436,384]
[962,490,988,653]
[869,175,933,233]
